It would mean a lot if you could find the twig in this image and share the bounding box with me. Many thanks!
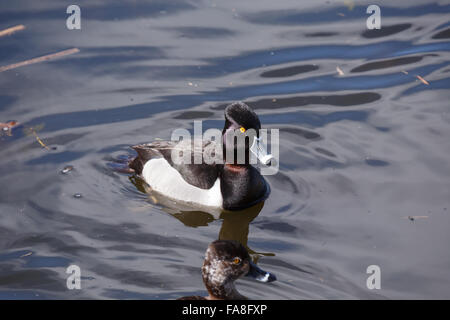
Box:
[0,25,25,37]
[0,48,80,72]
[30,129,50,150]
[416,75,429,85]
[336,66,344,76]
[20,252,33,258]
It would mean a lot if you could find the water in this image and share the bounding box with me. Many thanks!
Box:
[0,0,449,299]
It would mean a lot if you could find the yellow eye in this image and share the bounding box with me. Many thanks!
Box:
[232,257,241,264]
[240,127,246,133]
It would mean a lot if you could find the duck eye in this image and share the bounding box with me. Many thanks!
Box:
[239,127,246,133]
[232,257,242,265]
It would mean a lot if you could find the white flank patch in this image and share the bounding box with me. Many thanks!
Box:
[261,272,270,282]
[142,158,223,208]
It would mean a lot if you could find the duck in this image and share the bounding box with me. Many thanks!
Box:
[129,102,274,211]
[178,240,276,300]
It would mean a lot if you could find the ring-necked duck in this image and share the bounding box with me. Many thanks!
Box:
[129,102,273,210]
[178,240,276,300]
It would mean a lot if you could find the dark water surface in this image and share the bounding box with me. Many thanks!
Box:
[1,0,450,299]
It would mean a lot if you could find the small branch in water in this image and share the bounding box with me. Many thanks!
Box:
[416,75,429,85]
[30,129,50,150]
[0,48,80,72]
[0,24,25,37]
[336,66,344,76]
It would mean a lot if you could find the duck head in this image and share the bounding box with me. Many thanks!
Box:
[202,240,276,300]
[222,102,274,166]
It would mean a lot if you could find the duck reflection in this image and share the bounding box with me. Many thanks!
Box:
[130,175,274,257]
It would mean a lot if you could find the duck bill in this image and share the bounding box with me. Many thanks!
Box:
[246,261,277,282]
[250,137,275,165]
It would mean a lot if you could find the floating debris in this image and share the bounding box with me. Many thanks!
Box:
[73,193,82,199]
[406,215,429,221]
[20,251,33,258]
[23,123,45,136]
[30,129,49,150]
[401,70,408,75]
[416,75,429,85]
[61,165,74,174]
[23,124,50,149]
[344,0,355,11]
[0,121,20,136]
[0,25,25,37]
[0,48,80,73]
[336,66,345,76]
[35,136,49,149]
[1,121,19,130]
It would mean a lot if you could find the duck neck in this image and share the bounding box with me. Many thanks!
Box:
[204,278,247,300]
[222,149,251,166]
[222,127,252,166]
[202,257,247,300]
